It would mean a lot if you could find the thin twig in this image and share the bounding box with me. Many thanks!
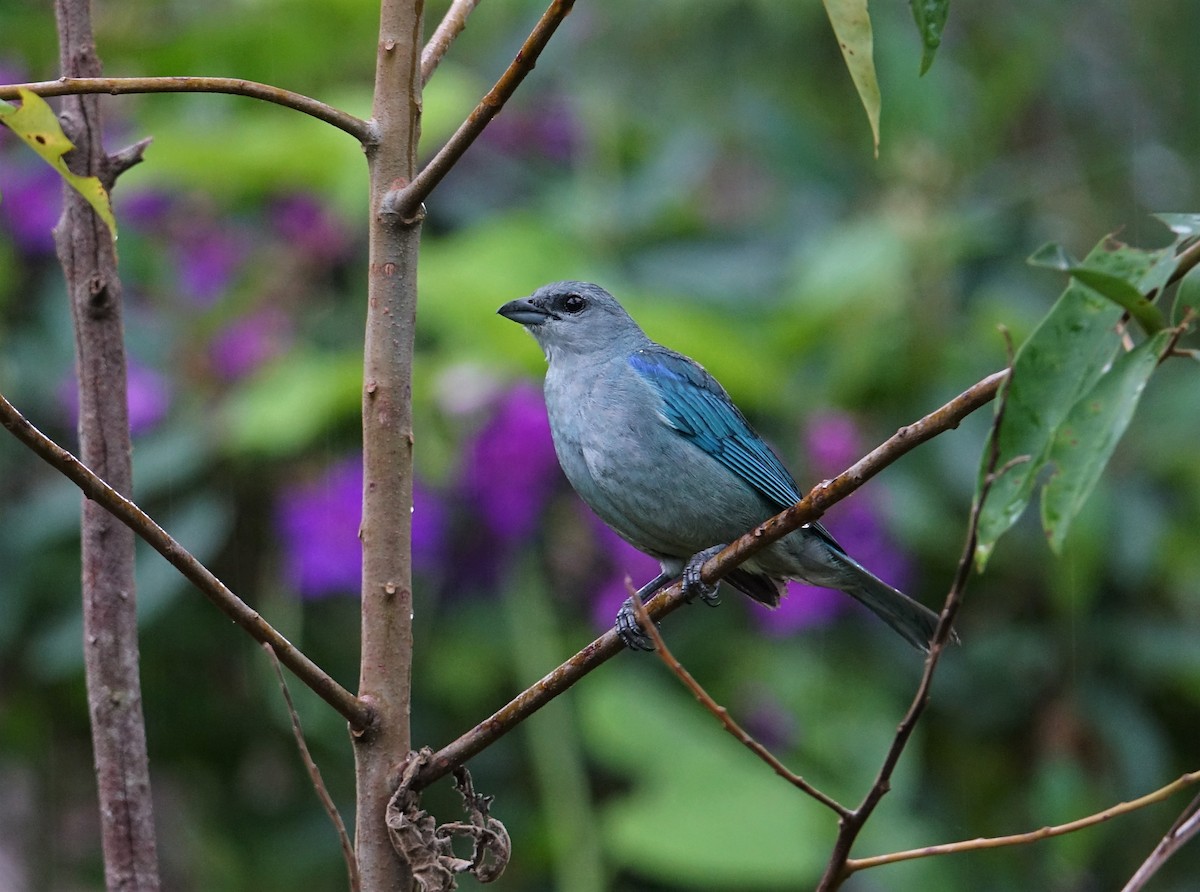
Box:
[841,770,1200,874]
[412,369,1008,791]
[0,77,374,143]
[626,587,848,817]
[815,364,1016,891]
[1121,789,1200,892]
[0,392,373,731]
[389,0,576,218]
[262,643,360,892]
[1168,237,1200,286]
[421,0,483,85]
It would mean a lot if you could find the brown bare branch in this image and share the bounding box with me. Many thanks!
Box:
[1121,789,1200,892]
[626,587,848,816]
[389,0,576,218]
[412,369,1008,791]
[53,0,160,885]
[841,770,1200,875]
[354,0,425,887]
[815,363,1014,891]
[0,393,373,730]
[0,76,374,142]
[263,643,360,892]
[422,0,484,85]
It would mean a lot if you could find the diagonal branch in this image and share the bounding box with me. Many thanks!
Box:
[422,0,484,85]
[815,363,1016,891]
[627,588,848,816]
[412,368,1009,790]
[1121,789,1200,892]
[387,0,576,219]
[846,770,1200,874]
[0,392,373,731]
[263,643,360,892]
[0,77,374,143]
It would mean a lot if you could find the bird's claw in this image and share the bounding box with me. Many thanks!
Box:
[616,597,657,651]
[683,545,725,607]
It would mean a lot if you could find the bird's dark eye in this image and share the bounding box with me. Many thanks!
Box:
[562,293,587,314]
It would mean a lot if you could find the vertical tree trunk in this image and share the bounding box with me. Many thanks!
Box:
[53,1,160,889]
[355,1,424,889]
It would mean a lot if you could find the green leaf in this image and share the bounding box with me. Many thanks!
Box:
[1173,263,1200,324]
[1154,212,1200,240]
[909,0,950,76]
[1030,238,1173,334]
[1027,242,1077,272]
[1041,329,1170,552]
[822,0,881,156]
[1067,268,1166,335]
[976,246,1126,568]
[579,667,830,886]
[0,88,118,240]
[977,233,1186,567]
[220,350,361,457]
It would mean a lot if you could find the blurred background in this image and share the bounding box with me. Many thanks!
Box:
[1,0,1199,889]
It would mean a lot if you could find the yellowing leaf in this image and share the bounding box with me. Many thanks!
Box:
[822,0,881,156]
[0,88,118,240]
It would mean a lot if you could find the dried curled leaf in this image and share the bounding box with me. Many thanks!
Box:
[387,749,510,891]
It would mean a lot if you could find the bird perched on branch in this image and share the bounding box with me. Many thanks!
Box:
[498,281,943,652]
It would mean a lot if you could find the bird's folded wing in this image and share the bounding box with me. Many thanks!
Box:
[628,348,804,509]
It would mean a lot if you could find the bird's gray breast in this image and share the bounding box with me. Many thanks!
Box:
[543,356,774,562]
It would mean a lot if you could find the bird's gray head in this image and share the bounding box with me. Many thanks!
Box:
[498,281,647,361]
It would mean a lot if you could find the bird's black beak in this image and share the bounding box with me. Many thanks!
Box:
[498,297,552,325]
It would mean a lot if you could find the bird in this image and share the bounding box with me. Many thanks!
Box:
[497,281,944,652]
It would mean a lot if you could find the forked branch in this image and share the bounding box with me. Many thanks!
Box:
[0,393,372,731]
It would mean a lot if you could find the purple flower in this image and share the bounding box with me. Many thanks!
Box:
[269,193,352,264]
[277,455,446,600]
[411,480,449,575]
[483,100,578,163]
[754,412,914,636]
[740,686,799,752]
[119,189,175,231]
[58,358,171,437]
[587,512,662,630]
[173,225,245,306]
[459,383,561,550]
[805,411,862,477]
[0,161,61,255]
[756,583,847,636]
[209,307,291,380]
[447,383,563,590]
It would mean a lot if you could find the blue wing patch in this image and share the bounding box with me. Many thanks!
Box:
[628,348,804,509]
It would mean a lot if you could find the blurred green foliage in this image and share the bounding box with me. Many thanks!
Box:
[1,1,1199,890]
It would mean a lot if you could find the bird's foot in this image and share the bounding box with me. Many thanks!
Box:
[616,597,658,651]
[682,545,726,607]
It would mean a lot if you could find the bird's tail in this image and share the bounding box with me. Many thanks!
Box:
[832,554,950,652]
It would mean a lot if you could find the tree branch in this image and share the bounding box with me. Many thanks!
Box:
[1121,789,1200,892]
[843,770,1200,875]
[263,643,360,892]
[0,392,373,730]
[816,365,1015,890]
[421,0,484,85]
[388,0,576,219]
[354,0,425,888]
[53,0,161,886]
[627,588,848,816]
[412,369,1009,790]
[0,76,374,143]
